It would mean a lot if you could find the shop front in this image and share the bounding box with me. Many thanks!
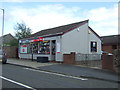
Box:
[19,35,62,62]
[19,20,101,63]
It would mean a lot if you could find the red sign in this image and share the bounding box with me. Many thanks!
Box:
[22,49,25,52]
[20,45,27,53]
[39,37,43,41]
[31,37,44,42]
[22,45,27,47]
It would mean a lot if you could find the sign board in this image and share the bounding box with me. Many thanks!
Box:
[30,37,44,42]
[20,45,27,53]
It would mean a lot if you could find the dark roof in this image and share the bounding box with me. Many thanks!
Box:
[31,20,89,37]
[101,35,120,45]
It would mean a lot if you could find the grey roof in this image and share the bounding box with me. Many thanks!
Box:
[31,20,89,37]
[21,19,100,40]
[101,35,120,45]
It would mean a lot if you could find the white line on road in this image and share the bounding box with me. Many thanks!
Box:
[24,68,88,81]
[0,76,36,90]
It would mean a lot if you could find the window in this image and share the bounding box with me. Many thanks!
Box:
[38,41,50,54]
[91,42,97,52]
[32,42,38,54]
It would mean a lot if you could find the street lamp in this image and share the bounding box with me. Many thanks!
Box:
[0,8,4,50]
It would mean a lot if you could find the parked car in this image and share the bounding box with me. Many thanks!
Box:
[0,49,7,64]
[101,51,113,55]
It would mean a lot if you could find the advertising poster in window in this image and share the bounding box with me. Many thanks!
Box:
[20,45,27,53]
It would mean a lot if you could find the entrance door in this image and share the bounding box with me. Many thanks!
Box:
[51,40,56,61]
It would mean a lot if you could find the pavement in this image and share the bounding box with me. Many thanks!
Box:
[7,58,120,83]
[7,58,59,68]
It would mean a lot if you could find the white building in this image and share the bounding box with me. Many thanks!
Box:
[19,20,101,62]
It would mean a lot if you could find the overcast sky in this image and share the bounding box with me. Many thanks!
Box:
[0,1,119,37]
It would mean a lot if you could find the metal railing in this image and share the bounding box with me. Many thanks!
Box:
[75,53,102,68]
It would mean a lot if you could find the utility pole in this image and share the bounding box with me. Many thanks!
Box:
[0,8,4,50]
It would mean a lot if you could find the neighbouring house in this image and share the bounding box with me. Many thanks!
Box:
[0,33,16,48]
[0,33,18,58]
[19,20,101,62]
[101,35,120,54]
[101,35,120,72]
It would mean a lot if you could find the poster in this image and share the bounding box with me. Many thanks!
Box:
[20,45,27,53]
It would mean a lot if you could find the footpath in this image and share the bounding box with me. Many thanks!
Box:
[7,58,120,83]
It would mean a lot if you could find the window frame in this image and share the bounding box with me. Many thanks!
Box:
[91,41,97,52]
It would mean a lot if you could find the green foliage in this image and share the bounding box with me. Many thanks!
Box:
[4,39,18,46]
[9,39,18,46]
[14,22,32,40]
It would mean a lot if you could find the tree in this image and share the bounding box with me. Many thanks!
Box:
[14,22,32,40]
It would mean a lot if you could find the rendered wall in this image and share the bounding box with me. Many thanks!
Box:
[61,23,101,55]
[61,23,89,54]
[88,28,101,54]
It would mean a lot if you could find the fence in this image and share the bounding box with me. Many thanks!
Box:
[75,53,102,68]
[3,46,18,58]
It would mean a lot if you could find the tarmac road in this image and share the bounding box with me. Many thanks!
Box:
[1,64,119,89]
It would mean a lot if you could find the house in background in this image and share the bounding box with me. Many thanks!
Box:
[101,35,120,54]
[19,20,101,62]
[0,33,18,58]
[0,33,16,48]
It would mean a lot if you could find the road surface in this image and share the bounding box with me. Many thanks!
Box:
[1,64,119,89]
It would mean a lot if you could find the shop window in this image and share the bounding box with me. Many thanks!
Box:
[29,44,33,54]
[27,44,32,54]
[112,45,117,49]
[91,42,97,52]
[38,41,50,54]
[32,42,38,54]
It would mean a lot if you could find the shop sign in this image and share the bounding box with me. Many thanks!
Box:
[30,37,44,42]
[20,37,44,43]
[39,37,44,41]
[20,45,27,53]
[20,40,30,43]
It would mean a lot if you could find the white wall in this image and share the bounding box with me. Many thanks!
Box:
[61,23,89,54]
[88,29,101,54]
[19,53,50,60]
[61,23,101,55]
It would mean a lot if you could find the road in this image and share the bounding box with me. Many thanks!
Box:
[1,64,119,89]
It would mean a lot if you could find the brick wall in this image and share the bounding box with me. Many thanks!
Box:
[4,46,18,58]
[102,45,113,53]
[102,54,114,71]
[63,52,75,64]
[102,45,120,54]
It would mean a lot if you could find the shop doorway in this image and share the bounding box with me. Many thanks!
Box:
[51,40,56,61]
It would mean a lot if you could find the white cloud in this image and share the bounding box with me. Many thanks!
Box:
[2,3,118,37]
[9,4,83,34]
[87,4,118,36]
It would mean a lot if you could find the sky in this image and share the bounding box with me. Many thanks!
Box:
[0,1,119,37]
